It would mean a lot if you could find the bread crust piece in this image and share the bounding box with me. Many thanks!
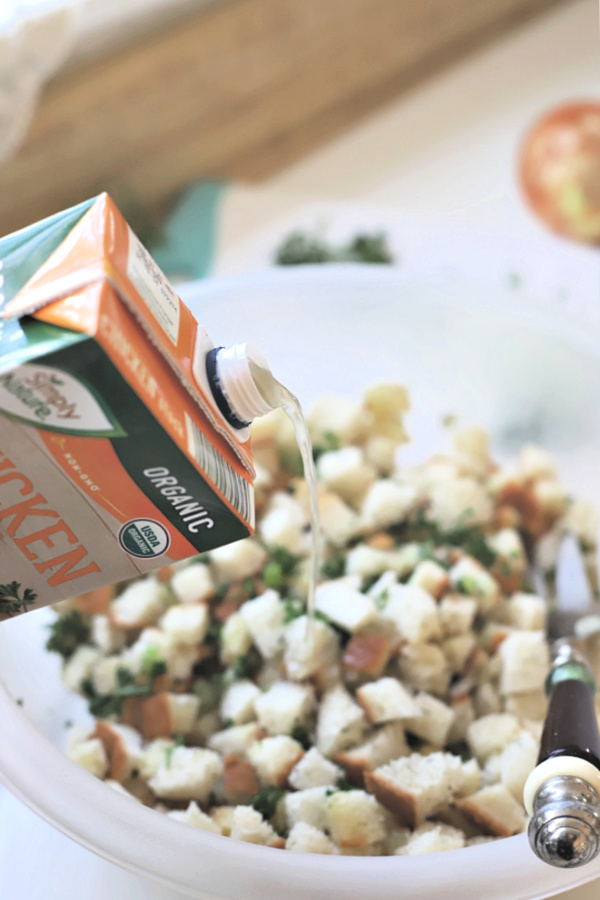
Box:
[365,769,419,827]
[455,784,526,837]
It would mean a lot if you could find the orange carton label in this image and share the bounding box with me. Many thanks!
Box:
[0,195,254,619]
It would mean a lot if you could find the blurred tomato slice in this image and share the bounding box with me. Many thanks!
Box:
[519,102,600,244]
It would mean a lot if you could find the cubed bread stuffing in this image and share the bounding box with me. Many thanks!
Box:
[51,386,594,858]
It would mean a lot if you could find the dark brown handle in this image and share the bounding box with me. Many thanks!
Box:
[538,679,600,770]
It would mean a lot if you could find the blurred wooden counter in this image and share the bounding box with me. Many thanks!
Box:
[0,0,570,238]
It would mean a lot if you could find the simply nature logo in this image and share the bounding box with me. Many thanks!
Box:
[0,364,126,437]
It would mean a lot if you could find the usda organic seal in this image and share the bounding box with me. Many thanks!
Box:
[118,519,171,558]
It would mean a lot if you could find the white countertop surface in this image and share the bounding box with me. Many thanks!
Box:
[2,1,600,897]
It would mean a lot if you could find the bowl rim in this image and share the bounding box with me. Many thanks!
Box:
[2,263,600,899]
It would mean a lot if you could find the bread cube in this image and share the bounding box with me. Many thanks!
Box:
[110,577,166,628]
[148,747,223,803]
[208,722,265,758]
[286,822,336,854]
[449,557,500,612]
[429,476,493,530]
[364,436,398,475]
[254,681,314,735]
[356,677,421,724]
[473,682,501,718]
[442,633,476,673]
[447,695,476,744]
[499,732,539,801]
[315,490,362,547]
[122,627,171,675]
[221,680,261,726]
[360,479,417,530]
[381,584,442,644]
[505,593,546,631]
[517,444,556,481]
[565,498,599,545]
[220,612,253,665]
[403,693,455,748]
[308,395,370,446]
[396,642,450,696]
[91,615,126,655]
[455,783,526,837]
[315,579,378,633]
[284,615,339,681]
[284,786,329,831]
[408,560,450,600]
[210,539,267,585]
[247,735,305,788]
[143,692,199,740]
[91,721,143,782]
[159,603,209,646]
[325,790,386,848]
[229,805,279,845]
[139,738,175,779]
[452,425,489,477]
[439,595,478,636]
[259,491,307,554]
[467,714,522,763]
[288,747,342,790]
[67,737,108,779]
[395,822,466,856]
[316,446,376,506]
[499,631,549,695]
[240,590,285,659]
[168,801,222,833]
[335,723,409,783]
[345,544,394,579]
[503,690,547,721]
[210,805,235,836]
[365,752,477,828]
[342,633,392,677]
[170,562,214,604]
[316,685,368,757]
[62,645,102,692]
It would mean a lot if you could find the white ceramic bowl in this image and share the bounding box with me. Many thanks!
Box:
[2,266,600,900]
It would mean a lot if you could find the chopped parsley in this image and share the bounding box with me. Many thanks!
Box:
[262,561,284,590]
[312,430,341,462]
[46,610,92,660]
[81,666,159,719]
[250,786,285,820]
[283,594,305,623]
[335,777,355,791]
[165,734,185,768]
[230,649,261,680]
[320,554,345,579]
[290,726,312,750]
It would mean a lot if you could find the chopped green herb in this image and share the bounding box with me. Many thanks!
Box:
[262,561,284,590]
[283,594,305,623]
[192,678,221,713]
[290,726,312,750]
[214,583,230,601]
[231,650,260,680]
[223,718,235,729]
[46,610,91,660]
[250,786,285,820]
[275,232,333,266]
[373,589,390,611]
[345,233,394,264]
[0,581,38,617]
[243,576,257,597]
[335,777,355,791]
[360,574,381,593]
[269,547,303,577]
[312,430,341,462]
[165,734,186,768]
[16,698,24,707]
[204,619,223,649]
[446,740,471,762]
[81,666,158,719]
[320,554,345,579]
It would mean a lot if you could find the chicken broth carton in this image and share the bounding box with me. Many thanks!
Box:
[0,195,256,619]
